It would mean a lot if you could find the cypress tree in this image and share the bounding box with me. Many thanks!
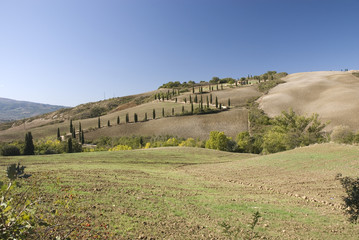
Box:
[182,105,184,113]
[192,87,195,93]
[219,103,222,109]
[166,94,169,100]
[206,96,209,108]
[24,132,34,155]
[81,131,85,144]
[200,95,203,103]
[211,86,214,91]
[67,138,73,153]
[209,85,211,92]
[57,128,60,140]
[215,96,218,108]
[155,94,157,100]
[153,109,156,119]
[194,95,198,103]
[162,108,165,117]
[221,84,223,90]
[172,108,174,116]
[117,116,120,125]
[216,84,219,90]
[189,95,192,103]
[72,127,76,138]
[200,101,203,111]
[235,81,238,86]
[134,113,138,123]
[191,103,194,114]
[108,120,110,126]
[98,117,101,128]
[210,94,213,104]
[78,122,81,132]
[172,89,175,95]
[184,97,187,103]
[79,130,82,142]
[126,113,129,123]
[70,119,73,133]
[162,94,165,101]
[175,98,177,103]
[228,98,231,107]
[144,112,148,121]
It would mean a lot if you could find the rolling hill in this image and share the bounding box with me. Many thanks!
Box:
[258,71,359,131]
[0,97,66,121]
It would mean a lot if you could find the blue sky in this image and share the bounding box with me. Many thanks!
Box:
[0,0,358,107]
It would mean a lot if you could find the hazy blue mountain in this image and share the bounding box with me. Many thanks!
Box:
[0,97,67,121]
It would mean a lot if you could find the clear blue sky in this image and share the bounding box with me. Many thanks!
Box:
[1,0,358,107]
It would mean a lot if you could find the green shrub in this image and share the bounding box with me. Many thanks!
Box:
[1,145,21,156]
[331,125,354,144]
[205,131,235,151]
[336,173,359,223]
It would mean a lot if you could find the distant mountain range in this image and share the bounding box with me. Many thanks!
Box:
[0,97,67,121]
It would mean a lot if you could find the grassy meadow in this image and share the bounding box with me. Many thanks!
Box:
[1,144,359,239]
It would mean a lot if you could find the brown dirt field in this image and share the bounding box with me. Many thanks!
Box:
[85,108,249,140]
[258,71,359,131]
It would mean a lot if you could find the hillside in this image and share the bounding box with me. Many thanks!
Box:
[258,71,359,131]
[1,144,358,238]
[0,84,261,142]
[0,97,66,121]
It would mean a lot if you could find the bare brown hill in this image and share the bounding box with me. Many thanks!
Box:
[258,71,359,131]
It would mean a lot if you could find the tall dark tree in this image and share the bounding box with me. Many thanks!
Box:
[57,128,60,140]
[184,97,187,103]
[221,84,223,90]
[117,116,120,125]
[81,131,85,144]
[172,108,174,116]
[69,119,73,133]
[72,127,76,138]
[108,120,110,126]
[194,95,198,103]
[192,87,195,93]
[98,117,101,128]
[79,122,82,132]
[175,98,177,103]
[215,96,218,108]
[153,109,156,119]
[126,113,129,123]
[24,132,34,155]
[228,98,231,108]
[210,94,213,104]
[189,95,192,103]
[182,106,184,113]
[162,108,165,117]
[154,94,157,100]
[144,112,148,121]
[216,84,219,91]
[219,103,222,109]
[206,96,209,108]
[67,138,73,153]
[134,113,138,123]
[191,103,194,114]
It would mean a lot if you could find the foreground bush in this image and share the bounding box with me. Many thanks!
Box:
[336,173,359,223]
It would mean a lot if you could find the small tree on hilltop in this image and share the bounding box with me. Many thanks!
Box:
[117,116,120,125]
[162,108,165,117]
[153,109,156,119]
[81,131,85,144]
[98,117,101,128]
[79,122,82,132]
[134,113,138,123]
[72,127,76,138]
[108,120,110,127]
[126,113,129,123]
[24,132,35,155]
[215,96,218,108]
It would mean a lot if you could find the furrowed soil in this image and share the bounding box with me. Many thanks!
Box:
[1,144,359,239]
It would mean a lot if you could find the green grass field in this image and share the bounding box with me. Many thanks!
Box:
[1,144,359,239]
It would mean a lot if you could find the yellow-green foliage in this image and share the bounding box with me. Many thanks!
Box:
[205,131,232,151]
[331,125,354,144]
[179,138,196,147]
[108,145,133,151]
[35,139,64,154]
[163,137,179,146]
